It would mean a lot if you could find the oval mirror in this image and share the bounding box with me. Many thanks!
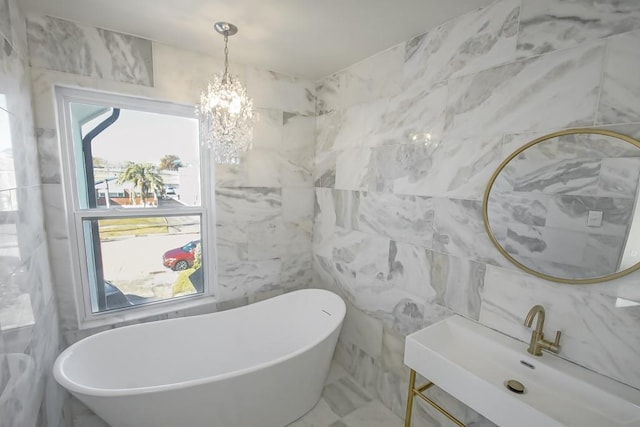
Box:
[483,128,640,284]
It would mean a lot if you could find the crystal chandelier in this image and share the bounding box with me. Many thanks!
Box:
[198,22,254,165]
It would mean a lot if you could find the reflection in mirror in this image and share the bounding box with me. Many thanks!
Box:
[484,129,640,283]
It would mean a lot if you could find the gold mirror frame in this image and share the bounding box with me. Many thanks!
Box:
[483,128,640,284]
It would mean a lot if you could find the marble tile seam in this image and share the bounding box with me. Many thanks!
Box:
[12,183,43,191]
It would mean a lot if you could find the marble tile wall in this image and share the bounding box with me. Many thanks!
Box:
[313,0,640,424]
[18,0,640,425]
[0,0,65,426]
[26,13,315,426]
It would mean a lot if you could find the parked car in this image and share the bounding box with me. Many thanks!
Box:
[162,240,200,271]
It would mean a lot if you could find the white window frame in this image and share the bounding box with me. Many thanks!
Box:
[55,86,217,329]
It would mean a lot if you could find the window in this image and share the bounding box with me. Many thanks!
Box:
[56,87,215,325]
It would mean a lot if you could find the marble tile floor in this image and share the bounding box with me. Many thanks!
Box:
[287,361,403,427]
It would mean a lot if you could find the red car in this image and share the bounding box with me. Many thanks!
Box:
[162,240,200,271]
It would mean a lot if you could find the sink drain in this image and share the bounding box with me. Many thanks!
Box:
[505,379,525,394]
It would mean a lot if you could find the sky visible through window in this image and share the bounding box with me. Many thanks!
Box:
[84,108,199,167]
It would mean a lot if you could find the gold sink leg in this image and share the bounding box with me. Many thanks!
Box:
[404,369,466,427]
[404,369,417,427]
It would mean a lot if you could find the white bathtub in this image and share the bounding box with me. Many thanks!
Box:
[53,289,345,427]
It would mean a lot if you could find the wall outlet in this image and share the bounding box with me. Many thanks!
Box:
[587,210,603,227]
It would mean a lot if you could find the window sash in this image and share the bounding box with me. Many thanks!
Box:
[75,211,208,315]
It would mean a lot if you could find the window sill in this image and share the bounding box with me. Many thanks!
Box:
[77,293,219,330]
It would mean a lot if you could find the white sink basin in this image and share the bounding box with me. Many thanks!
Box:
[404,315,640,427]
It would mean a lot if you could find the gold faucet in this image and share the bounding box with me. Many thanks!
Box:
[523,305,561,356]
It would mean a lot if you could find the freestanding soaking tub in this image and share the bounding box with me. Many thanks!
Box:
[53,289,346,427]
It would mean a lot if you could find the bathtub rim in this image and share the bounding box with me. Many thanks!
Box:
[54,288,346,397]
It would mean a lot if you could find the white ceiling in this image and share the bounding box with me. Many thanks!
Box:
[20,0,494,80]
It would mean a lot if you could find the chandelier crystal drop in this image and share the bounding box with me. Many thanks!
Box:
[197,22,254,165]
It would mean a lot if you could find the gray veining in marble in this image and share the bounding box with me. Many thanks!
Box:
[388,241,434,301]
[280,253,312,290]
[36,128,60,184]
[314,150,337,188]
[511,158,602,195]
[334,339,381,398]
[366,82,448,148]
[317,237,427,336]
[331,189,357,231]
[372,144,433,194]
[27,15,153,86]
[335,148,374,191]
[517,0,640,58]
[404,0,519,88]
[504,222,587,264]
[487,191,550,238]
[381,135,503,200]
[316,71,345,116]
[357,192,434,248]
[429,251,486,320]
[5,0,24,58]
[215,187,281,224]
[217,259,281,300]
[316,106,365,153]
[432,198,509,267]
[331,228,390,287]
[444,41,605,138]
[313,189,338,258]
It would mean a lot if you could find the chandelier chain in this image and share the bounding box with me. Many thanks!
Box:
[223,31,229,83]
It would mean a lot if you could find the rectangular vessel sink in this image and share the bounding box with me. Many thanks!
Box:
[404,315,640,427]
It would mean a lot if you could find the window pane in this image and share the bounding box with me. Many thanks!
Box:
[69,103,201,209]
[82,215,203,313]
